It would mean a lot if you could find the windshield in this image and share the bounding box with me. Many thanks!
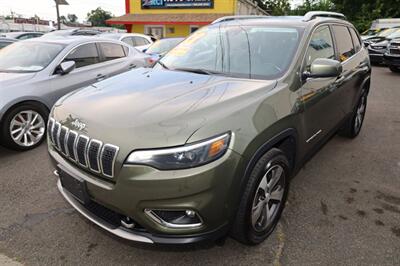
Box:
[0,42,65,73]
[377,28,399,37]
[159,25,301,80]
[387,29,400,39]
[147,38,184,54]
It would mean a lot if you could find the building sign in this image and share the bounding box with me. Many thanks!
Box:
[141,0,214,9]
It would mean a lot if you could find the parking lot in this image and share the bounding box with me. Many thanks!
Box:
[0,66,399,265]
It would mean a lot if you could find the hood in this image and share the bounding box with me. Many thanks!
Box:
[53,68,276,152]
[0,72,37,87]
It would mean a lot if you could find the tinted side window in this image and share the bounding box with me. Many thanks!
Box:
[65,43,100,68]
[305,26,335,71]
[122,37,134,46]
[100,43,126,61]
[349,27,361,52]
[333,25,355,62]
[0,42,12,49]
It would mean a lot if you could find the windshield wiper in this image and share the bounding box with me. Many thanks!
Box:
[157,61,169,70]
[174,68,221,75]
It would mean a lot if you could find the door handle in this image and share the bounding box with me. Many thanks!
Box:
[129,64,137,69]
[96,74,106,81]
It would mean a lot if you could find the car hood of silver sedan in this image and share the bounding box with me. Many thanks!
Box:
[52,68,276,151]
[0,72,37,87]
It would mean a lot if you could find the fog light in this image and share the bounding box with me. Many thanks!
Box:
[144,209,203,229]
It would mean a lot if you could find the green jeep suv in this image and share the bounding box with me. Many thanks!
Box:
[48,12,371,245]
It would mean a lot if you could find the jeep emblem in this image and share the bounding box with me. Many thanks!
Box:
[71,119,86,131]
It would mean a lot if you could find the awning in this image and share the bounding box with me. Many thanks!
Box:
[107,13,232,25]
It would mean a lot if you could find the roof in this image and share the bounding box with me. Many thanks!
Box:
[107,13,232,25]
[24,36,124,46]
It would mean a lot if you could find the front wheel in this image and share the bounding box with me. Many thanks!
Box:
[231,148,290,245]
[389,66,400,73]
[0,103,49,151]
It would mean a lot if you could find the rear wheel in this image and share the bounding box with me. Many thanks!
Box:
[231,148,290,245]
[0,103,48,151]
[339,92,367,138]
[389,66,400,73]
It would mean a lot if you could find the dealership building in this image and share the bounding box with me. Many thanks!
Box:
[107,0,269,38]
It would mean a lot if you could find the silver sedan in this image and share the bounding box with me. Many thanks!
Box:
[0,37,151,150]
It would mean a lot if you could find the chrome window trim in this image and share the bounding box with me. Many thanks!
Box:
[100,144,119,178]
[76,135,90,168]
[87,139,103,174]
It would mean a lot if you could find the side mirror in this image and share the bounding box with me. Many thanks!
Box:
[58,61,76,75]
[303,58,342,80]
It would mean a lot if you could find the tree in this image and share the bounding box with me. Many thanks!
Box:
[67,14,78,23]
[264,0,291,15]
[60,15,67,24]
[87,7,112,27]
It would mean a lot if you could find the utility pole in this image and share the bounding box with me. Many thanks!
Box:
[54,0,69,30]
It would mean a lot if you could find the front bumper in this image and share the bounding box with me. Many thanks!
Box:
[49,144,243,244]
[384,53,400,67]
[368,48,386,63]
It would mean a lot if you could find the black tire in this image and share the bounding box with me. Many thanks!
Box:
[389,66,400,73]
[231,148,290,245]
[338,91,368,139]
[0,103,49,151]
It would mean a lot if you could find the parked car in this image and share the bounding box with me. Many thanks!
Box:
[0,31,43,40]
[384,39,400,72]
[145,37,184,63]
[0,37,151,151]
[48,12,371,245]
[42,29,101,38]
[367,29,400,64]
[100,33,153,51]
[363,27,400,46]
[0,38,16,49]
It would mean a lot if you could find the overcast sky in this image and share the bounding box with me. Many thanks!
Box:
[0,0,304,22]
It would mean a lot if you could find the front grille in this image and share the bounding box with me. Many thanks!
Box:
[390,49,400,55]
[48,118,119,178]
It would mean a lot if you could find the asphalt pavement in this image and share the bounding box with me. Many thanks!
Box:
[0,66,399,265]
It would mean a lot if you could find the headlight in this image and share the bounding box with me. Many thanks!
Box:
[125,133,231,170]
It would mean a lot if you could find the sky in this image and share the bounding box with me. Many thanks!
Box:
[0,0,125,22]
[0,0,304,22]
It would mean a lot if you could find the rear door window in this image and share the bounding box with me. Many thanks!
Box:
[332,25,355,62]
[64,43,100,68]
[305,25,335,71]
[99,43,126,61]
[134,37,148,46]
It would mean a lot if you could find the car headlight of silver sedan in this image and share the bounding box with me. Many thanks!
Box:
[126,133,231,170]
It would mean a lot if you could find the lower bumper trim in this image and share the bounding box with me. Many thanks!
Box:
[57,179,154,244]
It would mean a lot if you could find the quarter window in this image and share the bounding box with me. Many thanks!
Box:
[64,43,100,68]
[349,27,362,52]
[122,37,134,46]
[332,25,355,62]
[99,43,126,61]
[134,37,148,46]
[305,26,335,71]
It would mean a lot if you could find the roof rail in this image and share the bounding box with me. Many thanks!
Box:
[303,11,346,22]
[211,15,269,24]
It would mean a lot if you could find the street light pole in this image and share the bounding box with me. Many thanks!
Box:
[54,0,69,30]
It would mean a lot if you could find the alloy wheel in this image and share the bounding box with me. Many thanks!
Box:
[251,164,285,232]
[354,95,367,134]
[9,110,45,147]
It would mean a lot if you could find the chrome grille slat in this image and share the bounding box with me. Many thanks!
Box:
[76,135,89,167]
[48,119,119,178]
[67,131,78,161]
[101,144,119,178]
[87,139,102,173]
[59,126,69,155]
[53,122,61,150]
